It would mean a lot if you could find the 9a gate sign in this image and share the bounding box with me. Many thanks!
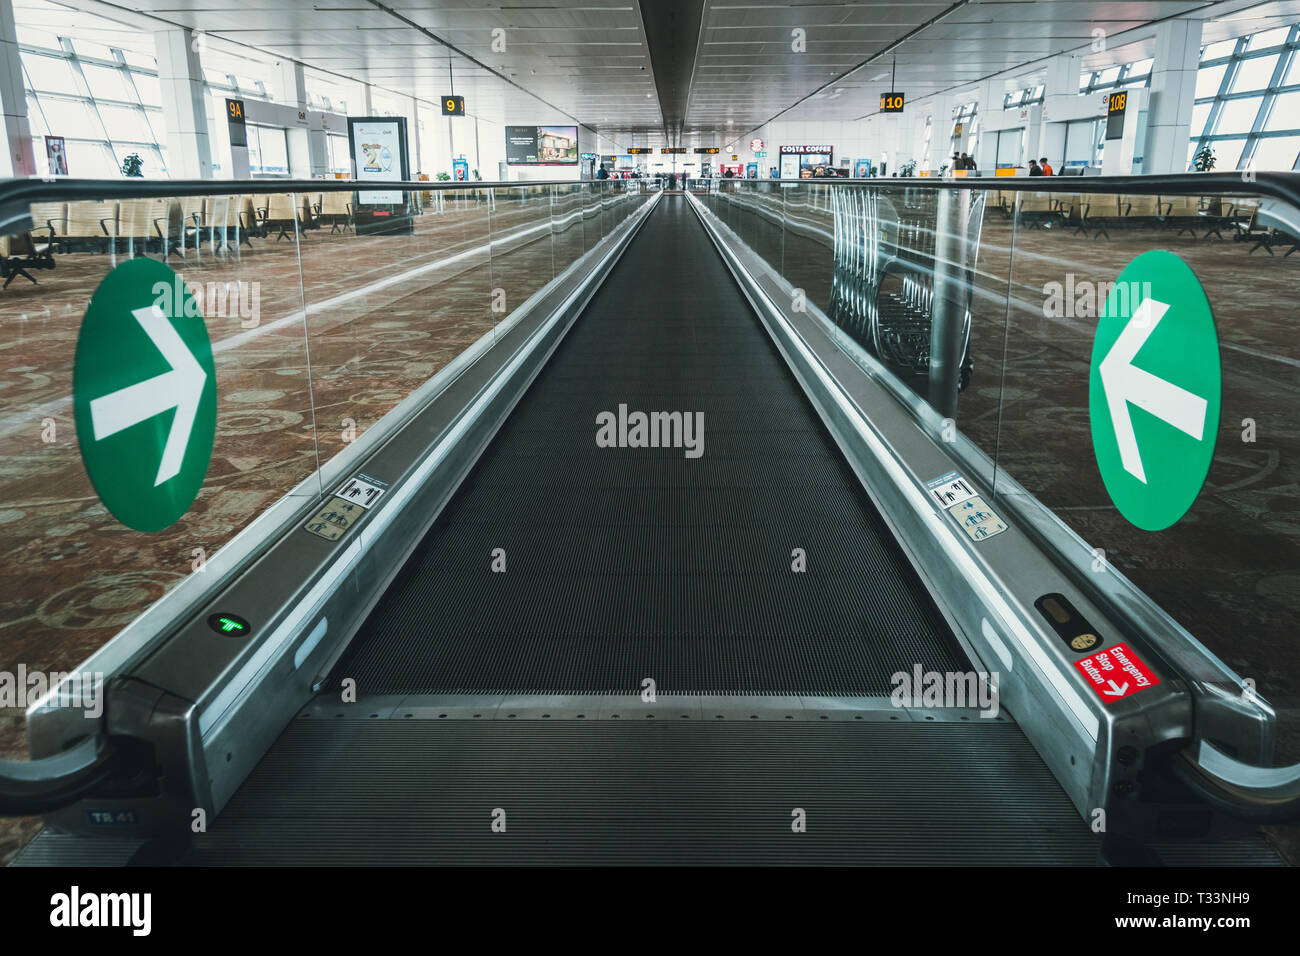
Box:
[1074,642,1159,703]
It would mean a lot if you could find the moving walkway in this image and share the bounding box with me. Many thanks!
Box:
[3,174,1299,865]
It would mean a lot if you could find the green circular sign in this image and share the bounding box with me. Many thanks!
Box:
[1088,250,1220,532]
[73,258,217,532]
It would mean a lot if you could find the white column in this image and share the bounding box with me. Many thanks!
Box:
[974,78,1001,168]
[274,61,328,179]
[929,94,955,170]
[305,114,328,178]
[1045,53,1082,97]
[893,111,918,172]
[410,95,422,174]
[1035,53,1083,171]
[1144,18,1202,174]
[0,0,35,177]
[363,84,374,115]
[273,60,306,108]
[154,27,212,179]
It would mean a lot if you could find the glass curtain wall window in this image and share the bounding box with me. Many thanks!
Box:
[20,40,167,178]
[1190,23,1300,170]
[19,11,285,180]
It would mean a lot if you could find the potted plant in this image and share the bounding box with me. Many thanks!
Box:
[899,159,917,177]
[436,171,451,181]
[1192,145,1216,172]
[121,153,143,177]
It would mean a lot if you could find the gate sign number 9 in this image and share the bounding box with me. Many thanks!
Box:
[443,95,465,116]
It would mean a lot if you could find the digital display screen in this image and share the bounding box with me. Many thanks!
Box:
[880,93,905,113]
[225,98,247,148]
[506,125,579,164]
[1105,92,1127,140]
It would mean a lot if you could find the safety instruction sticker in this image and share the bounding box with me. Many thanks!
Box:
[304,497,366,541]
[1074,642,1160,703]
[946,495,1007,542]
[925,471,976,508]
[335,474,387,509]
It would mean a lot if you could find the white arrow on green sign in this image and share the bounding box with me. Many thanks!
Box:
[1088,250,1220,532]
[73,259,217,532]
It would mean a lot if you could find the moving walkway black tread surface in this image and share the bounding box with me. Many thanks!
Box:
[332,196,966,696]
[20,721,1103,865]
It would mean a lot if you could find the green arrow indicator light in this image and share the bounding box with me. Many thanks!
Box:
[208,612,252,637]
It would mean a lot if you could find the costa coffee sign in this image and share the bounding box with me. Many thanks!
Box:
[779,145,833,154]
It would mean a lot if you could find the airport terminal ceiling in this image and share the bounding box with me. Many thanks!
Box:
[24,0,1300,147]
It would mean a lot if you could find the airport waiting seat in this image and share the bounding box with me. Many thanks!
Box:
[1078,194,1124,240]
[1160,195,1203,236]
[1232,204,1281,255]
[317,191,355,234]
[1121,194,1165,228]
[1055,195,1086,232]
[198,195,251,251]
[1015,193,1065,229]
[256,193,299,241]
[115,197,177,258]
[1195,197,1250,240]
[62,200,118,253]
[176,198,204,257]
[257,193,317,241]
[299,193,321,233]
[0,229,56,288]
[238,196,264,240]
[28,202,68,251]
